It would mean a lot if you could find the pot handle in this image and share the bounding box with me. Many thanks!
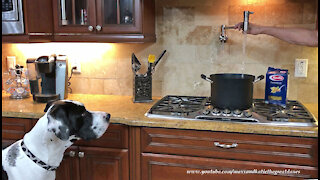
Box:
[201,74,213,83]
[253,75,264,83]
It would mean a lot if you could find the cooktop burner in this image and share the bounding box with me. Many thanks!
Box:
[149,96,206,116]
[145,95,317,127]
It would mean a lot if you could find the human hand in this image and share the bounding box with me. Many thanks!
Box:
[234,22,262,35]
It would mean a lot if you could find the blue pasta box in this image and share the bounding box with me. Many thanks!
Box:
[265,67,289,107]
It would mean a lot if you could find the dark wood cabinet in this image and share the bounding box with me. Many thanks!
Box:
[3,0,155,43]
[141,153,317,180]
[56,146,129,180]
[2,0,54,43]
[56,146,80,180]
[140,127,319,179]
[79,147,129,180]
[52,0,155,42]
[56,124,130,180]
[2,117,318,179]
[2,117,33,140]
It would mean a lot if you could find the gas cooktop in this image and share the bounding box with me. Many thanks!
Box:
[145,95,317,127]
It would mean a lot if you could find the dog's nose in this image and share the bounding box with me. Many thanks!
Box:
[104,113,110,122]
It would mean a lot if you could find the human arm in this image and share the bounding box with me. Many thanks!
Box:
[234,22,318,47]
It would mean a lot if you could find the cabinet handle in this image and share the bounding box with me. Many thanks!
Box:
[96,25,102,31]
[69,151,76,157]
[88,26,94,31]
[78,152,85,158]
[214,142,238,149]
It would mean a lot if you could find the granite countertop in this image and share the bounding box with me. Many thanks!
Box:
[2,92,318,138]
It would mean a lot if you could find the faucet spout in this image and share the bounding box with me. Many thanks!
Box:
[243,11,254,33]
[219,25,235,43]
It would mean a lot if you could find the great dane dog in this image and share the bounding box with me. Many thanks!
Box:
[2,100,110,180]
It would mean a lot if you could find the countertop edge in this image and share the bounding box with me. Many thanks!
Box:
[2,112,318,138]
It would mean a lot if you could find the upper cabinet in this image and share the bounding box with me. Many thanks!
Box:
[2,0,54,43]
[52,0,155,42]
[3,0,155,43]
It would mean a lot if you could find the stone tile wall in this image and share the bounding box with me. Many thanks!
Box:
[2,0,318,103]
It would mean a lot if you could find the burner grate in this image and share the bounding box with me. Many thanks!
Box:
[253,99,314,122]
[146,96,316,126]
[150,95,207,115]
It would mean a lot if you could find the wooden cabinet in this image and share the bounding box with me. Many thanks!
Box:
[79,147,129,180]
[56,146,129,180]
[2,117,33,140]
[141,153,316,180]
[56,146,80,180]
[2,117,318,179]
[52,0,155,42]
[3,0,155,43]
[56,124,130,180]
[2,0,54,43]
[141,127,319,179]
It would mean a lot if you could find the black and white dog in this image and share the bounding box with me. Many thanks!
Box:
[2,100,111,180]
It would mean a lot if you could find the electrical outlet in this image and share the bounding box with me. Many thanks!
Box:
[294,59,308,77]
[71,61,81,74]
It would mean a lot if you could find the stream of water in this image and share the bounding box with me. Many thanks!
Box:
[241,33,247,73]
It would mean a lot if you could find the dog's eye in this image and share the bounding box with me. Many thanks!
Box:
[81,112,86,117]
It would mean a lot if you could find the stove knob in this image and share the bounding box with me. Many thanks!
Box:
[212,108,220,114]
[233,109,242,116]
[222,109,231,116]
[244,111,252,118]
[223,109,231,114]
[202,110,210,115]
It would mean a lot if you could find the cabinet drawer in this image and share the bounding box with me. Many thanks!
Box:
[2,117,33,140]
[142,153,318,180]
[141,128,318,166]
[75,124,128,149]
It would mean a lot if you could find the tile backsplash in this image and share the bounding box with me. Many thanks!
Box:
[2,0,318,103]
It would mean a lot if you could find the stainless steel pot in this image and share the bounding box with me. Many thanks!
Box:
[201,73,264,110]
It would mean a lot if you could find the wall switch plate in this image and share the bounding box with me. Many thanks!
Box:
[71,61,81,73]
[294,59,308,77]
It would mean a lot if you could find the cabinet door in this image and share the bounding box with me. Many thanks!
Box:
[96,0,142,34]
[53,0,96,33]
[141,153,318,180]
[79,147,129,180]
[56,146,80,180]
[2,117,33,140]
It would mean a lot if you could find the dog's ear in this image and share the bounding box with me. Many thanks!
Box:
[47,103,71,141]
[44,100,58,112]
[47,112,71,141]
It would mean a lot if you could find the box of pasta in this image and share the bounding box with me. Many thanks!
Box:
[265,67,288,107]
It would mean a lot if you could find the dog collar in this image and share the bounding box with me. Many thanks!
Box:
[21,141,58,171]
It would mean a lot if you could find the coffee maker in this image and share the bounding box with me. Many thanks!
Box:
[26,54,68,103]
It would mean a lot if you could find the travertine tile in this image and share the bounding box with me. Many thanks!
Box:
[303,1,318,24]
[118,78,133,95]
[103,79,121,95]
[152,80,163,96]
[265,3,303,25]
[265,0,287,5]
[301,47,318,65]
[70,78,104,94]
[297,83,318,103]
[186,26,214,45]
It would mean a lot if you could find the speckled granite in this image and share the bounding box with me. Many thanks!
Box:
[2,92,318,137]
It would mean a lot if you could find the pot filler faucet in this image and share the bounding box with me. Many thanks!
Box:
[219,11,254,43]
